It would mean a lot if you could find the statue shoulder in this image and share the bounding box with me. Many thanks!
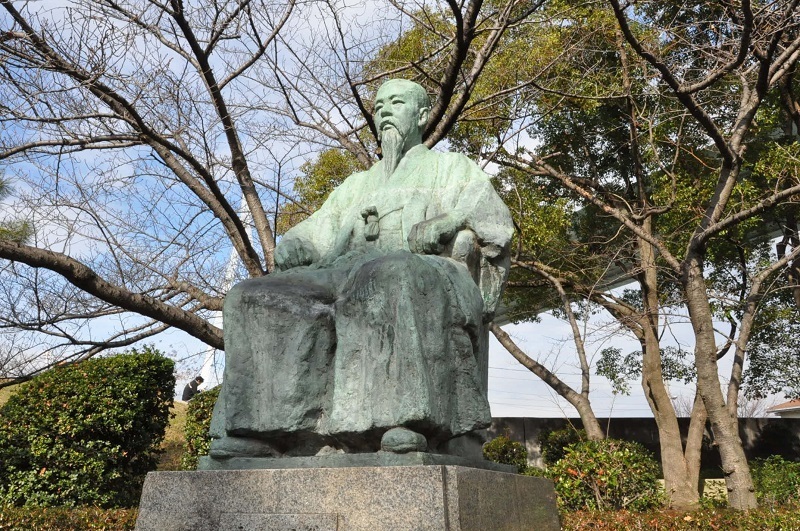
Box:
[436,151,491,183]
[321,167,374,206]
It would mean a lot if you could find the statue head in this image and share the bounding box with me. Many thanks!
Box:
[374,80,430,176]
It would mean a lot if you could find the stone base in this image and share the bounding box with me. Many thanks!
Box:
[135,465,560,531]
[198,451,515,473]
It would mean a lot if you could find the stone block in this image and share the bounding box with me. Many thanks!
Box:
[198,451,515,473]
[135,465,560,531]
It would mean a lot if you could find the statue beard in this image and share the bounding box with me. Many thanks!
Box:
[380,127,404,180]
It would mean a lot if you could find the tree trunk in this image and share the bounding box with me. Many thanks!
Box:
[573,396,605,441]
[638,229,700,510]
[683,255,757,510]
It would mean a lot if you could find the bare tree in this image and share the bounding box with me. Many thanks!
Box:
[0,0,536,379]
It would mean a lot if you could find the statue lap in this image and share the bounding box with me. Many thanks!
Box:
[213,249,490,455]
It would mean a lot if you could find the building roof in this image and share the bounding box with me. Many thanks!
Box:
[767,399,800,413]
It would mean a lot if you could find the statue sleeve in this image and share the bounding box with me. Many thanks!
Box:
[281,179,351,260]
[448,156,513,255]
[444,154,514,316]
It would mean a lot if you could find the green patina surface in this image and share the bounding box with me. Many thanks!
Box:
[207,80,514,462]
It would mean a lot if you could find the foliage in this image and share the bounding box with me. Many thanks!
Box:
[596,347,695,396]
[561,504,800,530]
[180,386,220,470]
[0,176,31,243]
[483,433,529,473]
[549,439,662,512]
[0,506,137,530]
[742,288,800,399]
[521,466,549,477]
[751,455,800,506]
[0,347,174,508]
[538,428,587,467]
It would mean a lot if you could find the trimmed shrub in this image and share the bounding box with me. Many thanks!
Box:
[181,386,220,470]
[751,455,800,505]
[0,505,137,530]
[0,347,174,507]
[483,433,529,473]
[562,505,800,530]
[539,427,587,466]
[549,438,662,511]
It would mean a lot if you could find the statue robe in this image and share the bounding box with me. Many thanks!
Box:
[213,144,513,453]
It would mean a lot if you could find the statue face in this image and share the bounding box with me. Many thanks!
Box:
[374,82,427,148]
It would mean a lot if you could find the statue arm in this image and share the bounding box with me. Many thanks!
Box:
[408,155,512,256]
[456,177,514,316]
[407,212,467,255]
[275,182,351,271]
[453,164,514,254]
[417,154,513,316]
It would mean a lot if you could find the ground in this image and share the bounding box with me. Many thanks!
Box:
[158,401,188,470]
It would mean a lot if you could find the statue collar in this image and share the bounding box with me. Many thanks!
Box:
[403,144,429,159]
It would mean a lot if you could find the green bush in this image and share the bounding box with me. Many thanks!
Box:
[751,455,800,505]
[0,347,174,508]
[539,427,587,466]
[562,504,800,530]
[483,433,529,473]
[549,438,662,512]
[181,386,219,470]
[0,505,137,530]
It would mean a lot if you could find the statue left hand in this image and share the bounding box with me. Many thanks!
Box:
[408,214,465,255]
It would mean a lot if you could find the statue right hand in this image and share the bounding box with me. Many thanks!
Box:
[274,238,318,271]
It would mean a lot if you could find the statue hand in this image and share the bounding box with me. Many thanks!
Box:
[408,214,464,255]
[274,238,318,271]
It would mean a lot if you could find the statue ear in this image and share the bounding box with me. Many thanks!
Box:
[418,106,430,129]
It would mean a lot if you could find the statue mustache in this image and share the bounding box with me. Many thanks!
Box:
[379,123,405,142]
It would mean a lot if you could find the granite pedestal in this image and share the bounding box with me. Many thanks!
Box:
[135,464,560,531]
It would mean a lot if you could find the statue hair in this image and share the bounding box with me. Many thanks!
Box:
[378,79,431,114]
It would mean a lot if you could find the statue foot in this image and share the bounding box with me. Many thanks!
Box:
[209,436,280,459]
[380,427,427,453]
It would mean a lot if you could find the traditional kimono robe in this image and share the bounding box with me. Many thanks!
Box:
[212,145,513,453]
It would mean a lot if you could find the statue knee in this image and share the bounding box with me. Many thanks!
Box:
[351,251,437,288]
[227,275,336,316]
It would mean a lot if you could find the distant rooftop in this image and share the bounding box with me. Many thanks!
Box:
[767,399,800,413]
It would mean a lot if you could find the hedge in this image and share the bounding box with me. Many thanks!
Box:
[751,455,800,505]
[483,433,530,473]
[180,386,219,470]
[562,505,800,530]
[549,438,663,511]
[0,347,174,507]
[0,506,137,530]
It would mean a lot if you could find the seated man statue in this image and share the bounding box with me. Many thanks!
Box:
[208,79,513,459]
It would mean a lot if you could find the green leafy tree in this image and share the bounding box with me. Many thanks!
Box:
[0,176,30,242]
[482,0,800,511]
